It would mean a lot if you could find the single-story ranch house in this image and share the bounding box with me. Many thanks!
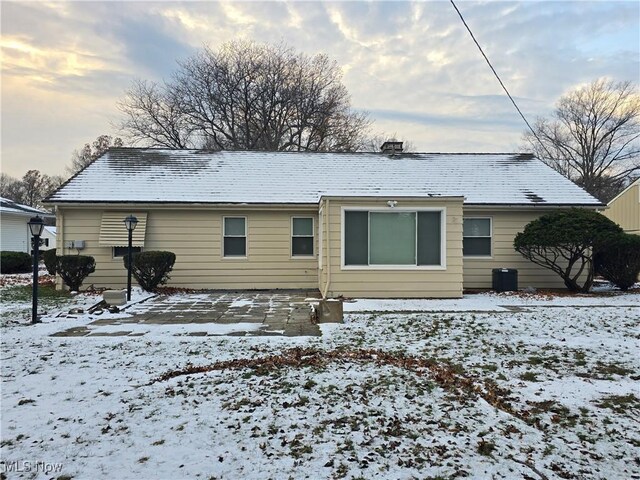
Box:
[1,197,55,253]
[45,145,604,298]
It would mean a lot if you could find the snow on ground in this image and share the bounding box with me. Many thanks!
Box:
[345,287,640,312]
[1,277,639,479]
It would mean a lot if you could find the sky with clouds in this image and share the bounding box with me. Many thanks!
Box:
[1,1,638,177]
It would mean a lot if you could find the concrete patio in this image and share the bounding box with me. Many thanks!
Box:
[51,290,324,337]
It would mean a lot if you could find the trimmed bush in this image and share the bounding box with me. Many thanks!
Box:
[0,251,32,274]
[594,233,640,291]
[43,248,58,275]
[514,209,622,293]
[124,251,176,292]
[57,255,95,291]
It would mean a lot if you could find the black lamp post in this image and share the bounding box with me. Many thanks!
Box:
[123,215,138,301]
[28,215,45,324]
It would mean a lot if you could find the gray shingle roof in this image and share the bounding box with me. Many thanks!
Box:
[0,197,55,217]
[47,148,603,206]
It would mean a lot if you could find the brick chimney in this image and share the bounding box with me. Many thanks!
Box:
[380,141,403,155]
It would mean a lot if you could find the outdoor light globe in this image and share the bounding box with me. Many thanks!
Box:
[124,215,138,231]
[28,215,45,237]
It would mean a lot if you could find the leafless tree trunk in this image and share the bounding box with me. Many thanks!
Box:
[118,80,195,149]
[522,79,640,202]
[118,40,372,153]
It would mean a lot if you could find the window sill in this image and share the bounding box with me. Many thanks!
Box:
[463,255,493,260]
[341,265,446,271]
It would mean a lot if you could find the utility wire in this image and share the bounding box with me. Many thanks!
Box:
[449,0,555,160]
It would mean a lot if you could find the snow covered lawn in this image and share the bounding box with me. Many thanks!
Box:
[1,288,639,479]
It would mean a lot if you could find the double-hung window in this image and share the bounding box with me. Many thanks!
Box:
[463,218,492,257]
[343,209,444,267]
[292,217,314,257]
[223,217,246,257]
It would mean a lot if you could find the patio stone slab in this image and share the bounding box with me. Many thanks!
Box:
[51,290,323,338]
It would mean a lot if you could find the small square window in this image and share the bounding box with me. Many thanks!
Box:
[292,217,314,257]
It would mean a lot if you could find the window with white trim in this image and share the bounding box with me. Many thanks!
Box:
[292,217,314,257]
[223,217,246,257]
[343,210,443,267]
[463,218,492,257]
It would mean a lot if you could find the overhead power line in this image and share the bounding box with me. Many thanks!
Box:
[449,0,555,160]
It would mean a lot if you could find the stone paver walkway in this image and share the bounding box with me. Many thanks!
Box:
[52,290,323,338]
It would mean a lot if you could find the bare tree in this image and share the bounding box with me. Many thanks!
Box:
[21,170,51,207]
[118,81,193,149]
[1,173,24,203]
[118,40,371,152]
[522,79,640,202]
[1,171,65,208]
[69,135,124,175]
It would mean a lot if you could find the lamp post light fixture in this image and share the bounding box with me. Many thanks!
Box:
[27,215,45,324]
[123,215,138,301]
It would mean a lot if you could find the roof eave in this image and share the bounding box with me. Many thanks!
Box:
[464,203,606,209]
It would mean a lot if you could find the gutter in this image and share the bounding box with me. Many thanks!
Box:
[47,202,319,211]
[463,203,606,210]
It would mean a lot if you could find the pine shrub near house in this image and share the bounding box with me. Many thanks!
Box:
[124,251,176,292]
[514,209,622,293]
[594,233,640,291]
[57,255,96,291]
[0,251,32,274]
[43,248,58,275]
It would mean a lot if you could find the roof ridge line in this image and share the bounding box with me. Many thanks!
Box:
[106,147,533,156]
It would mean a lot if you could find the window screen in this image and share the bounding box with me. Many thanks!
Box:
[344,211,368,265]
[463,218,491,257]
[224,217,246,257]
[370,212,416,265]
[417,212,441,265]
[292,217,314,256]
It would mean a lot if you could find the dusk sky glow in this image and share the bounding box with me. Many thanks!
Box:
[1,1,638,177]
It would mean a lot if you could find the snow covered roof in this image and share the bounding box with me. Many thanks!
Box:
[0,197,55,217]
[47,148,604,207]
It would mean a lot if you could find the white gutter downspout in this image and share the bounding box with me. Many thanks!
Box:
[322,198,331,299]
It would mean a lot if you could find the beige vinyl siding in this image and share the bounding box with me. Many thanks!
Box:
[57,207,319,290]
[320,197,464,299]
[603,181,639,235]
[463,209,581,289]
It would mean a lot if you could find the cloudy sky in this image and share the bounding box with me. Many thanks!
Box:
[1,1,638,178]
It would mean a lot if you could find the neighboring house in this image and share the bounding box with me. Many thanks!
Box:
[41,226,57,251]
[45,146,603,298]
[603,178,639,235]
[0,197,55,253]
